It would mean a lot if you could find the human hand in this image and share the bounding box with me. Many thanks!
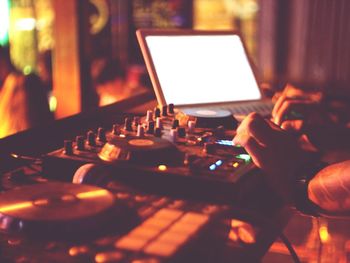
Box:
[272,85,329,133]
[233,113,315,202]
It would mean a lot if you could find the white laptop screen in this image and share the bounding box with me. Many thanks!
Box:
[145,34,261,106]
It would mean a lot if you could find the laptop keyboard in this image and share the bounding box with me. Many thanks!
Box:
[217,101,273,117]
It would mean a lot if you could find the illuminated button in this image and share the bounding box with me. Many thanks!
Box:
[232,162,240,168]
[154,107,161,118]
[115,236,148,251]
[179,212,209,225]
[158,164,167,171]
[128,227,161,239]
[209,164,216,171]
[169,222,201,235]
[69,246,90,256]
[215,160,223,166]
[144,241,178,257]
[142,217,173,229]
[137,125,145,137]
[95,251,124,263]
[156,231,189,245]
[235,154,251,163]
[153,209,183,220]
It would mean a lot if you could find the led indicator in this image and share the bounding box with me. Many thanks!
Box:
[215,160,223,166]
[158,165,167,171]
[209,164,216,171]
[236,154,251,162]
[232,162,239,168]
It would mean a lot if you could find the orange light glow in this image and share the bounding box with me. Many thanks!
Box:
[76,189,109,199]
[158,165,167,171]
[0,201,33,213]
[319,225,330,243]
[33,199,49,206]
[232,162,239,168]
[228,229,239,241]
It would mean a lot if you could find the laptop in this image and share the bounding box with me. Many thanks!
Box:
[136,29,273,119]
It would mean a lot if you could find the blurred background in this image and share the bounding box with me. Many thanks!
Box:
[0,0,349,137]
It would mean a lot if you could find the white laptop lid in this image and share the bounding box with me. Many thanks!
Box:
[136,29,263,108]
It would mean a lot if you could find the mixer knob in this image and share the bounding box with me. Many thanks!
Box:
[154,127,162,137]
[172,119,179,129]
[97,127,106,142]
[203,143,215,154]
[154,107,161,118]
[137,125,145,137]
[177,127,186,138]
[188,120,196,133]
[147,121,155,134]
[75,136,85,151]
[156,117,163,130]
[64,140,73,155]
[145,110,153,122]
[124,117,133,131]
[87,131,96,146]
[161,105,168,117]
[168,103,175,114]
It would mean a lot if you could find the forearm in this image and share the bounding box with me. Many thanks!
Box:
[308,160,350,213]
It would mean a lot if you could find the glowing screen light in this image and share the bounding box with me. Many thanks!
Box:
[0,0,10,46]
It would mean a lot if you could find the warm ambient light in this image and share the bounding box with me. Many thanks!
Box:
[76,189,109,199]
[0,0,10,45]
[0,201,33,213]
[158,165,167,171]
[15,18,36,31]
[319,225,330,243]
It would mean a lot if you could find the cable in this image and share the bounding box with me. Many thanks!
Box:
[279,232,302,263]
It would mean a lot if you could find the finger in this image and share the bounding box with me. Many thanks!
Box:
[280,120,304,133]
[273,100,307,126]
[244,113,277,146]
[238,135,266,169]
[272,93,287,118]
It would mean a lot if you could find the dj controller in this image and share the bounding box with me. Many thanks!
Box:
[0,104,286,263]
